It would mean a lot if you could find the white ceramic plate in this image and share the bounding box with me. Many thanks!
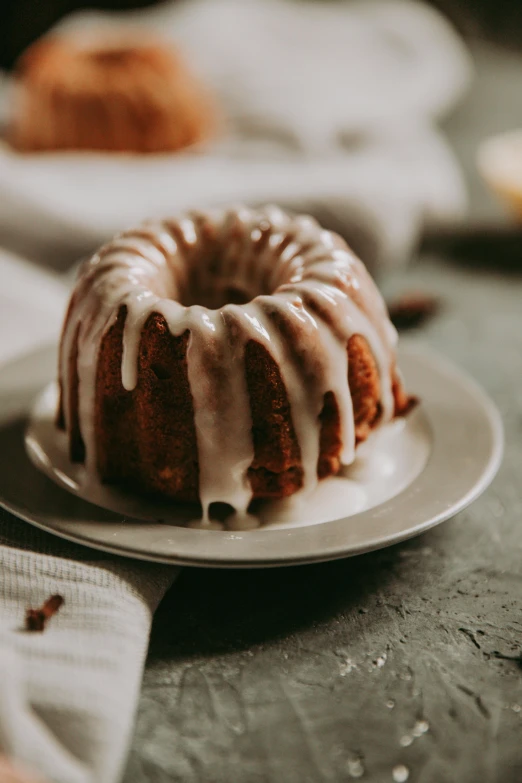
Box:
[0,344,503,567]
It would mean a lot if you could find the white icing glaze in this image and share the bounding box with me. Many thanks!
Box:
[58,205,399,520]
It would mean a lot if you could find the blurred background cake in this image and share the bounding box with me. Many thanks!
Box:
[8,32,217,153]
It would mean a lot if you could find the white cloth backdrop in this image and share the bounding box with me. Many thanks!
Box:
[0,0,472,270]
[0,1,472,781]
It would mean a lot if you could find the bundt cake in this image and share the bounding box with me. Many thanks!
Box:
[8,32,216,154]
[57,205,413,521]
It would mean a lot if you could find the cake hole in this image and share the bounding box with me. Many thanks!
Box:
[167,223,305,309]
[179,280,260,309]
[224,286,252,305]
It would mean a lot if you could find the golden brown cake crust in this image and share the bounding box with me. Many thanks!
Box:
[58,312,411,503]
[9,33,217,154]
[95,308,200,499]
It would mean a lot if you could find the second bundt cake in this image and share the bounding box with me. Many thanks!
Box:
[57,205,413,520]
[8,32,217,154]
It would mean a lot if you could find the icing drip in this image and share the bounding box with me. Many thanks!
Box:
[58,205,398,519]
[157,301,255,523]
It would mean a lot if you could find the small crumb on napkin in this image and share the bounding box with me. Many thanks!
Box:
[25,595,64,633]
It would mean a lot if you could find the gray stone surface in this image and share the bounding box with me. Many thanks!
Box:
[123,43,522,783]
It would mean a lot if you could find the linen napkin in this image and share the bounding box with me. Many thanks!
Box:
[0,251,178,783]
[0,0,472,272]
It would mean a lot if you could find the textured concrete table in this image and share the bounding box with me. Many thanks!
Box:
[124,43,522,783]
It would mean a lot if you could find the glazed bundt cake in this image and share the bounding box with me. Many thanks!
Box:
[57,205,413,520]
[9,33,216,153]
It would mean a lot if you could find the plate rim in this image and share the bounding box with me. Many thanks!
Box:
[0,343,504,568]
